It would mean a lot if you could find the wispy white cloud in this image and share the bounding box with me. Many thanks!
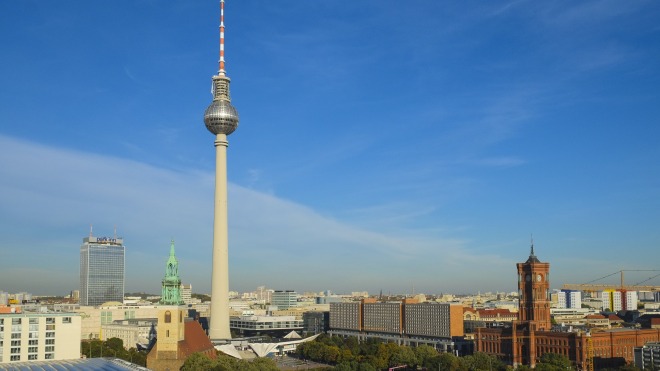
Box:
[0,134,512,295]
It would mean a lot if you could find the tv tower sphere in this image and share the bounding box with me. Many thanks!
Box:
[204,76,239,135]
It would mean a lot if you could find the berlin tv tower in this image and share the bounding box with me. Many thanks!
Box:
[203,0,239,340]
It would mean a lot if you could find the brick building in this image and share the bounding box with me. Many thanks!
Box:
[476,245,660,369]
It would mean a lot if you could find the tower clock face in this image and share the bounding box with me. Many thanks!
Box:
[537,274,542,282]
[526,274,531,282]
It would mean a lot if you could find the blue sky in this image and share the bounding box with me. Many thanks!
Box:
[1,1,659,296]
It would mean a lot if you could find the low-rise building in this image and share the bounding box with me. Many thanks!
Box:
[101,318,157,349]
[0,309,81,364]
[229,314,303,337]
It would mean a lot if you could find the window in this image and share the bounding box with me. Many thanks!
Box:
[45,332,55,338]
[28,346,38,353]
[10,348,20,354]
[45,353,54,359]
[46,324,55,331]
[11,355,20,361]
[29,340,38,345]
[45,346,55,352]
[46,339,55,345]
[12,318,21,325]
[165,311,171,323]
[63,317,72,324]
[11,340,20,346]
[46,318,55,324]
[28,354,38,360]
[11,333,21,339]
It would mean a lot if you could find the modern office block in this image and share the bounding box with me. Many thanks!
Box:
[80,235,125,306]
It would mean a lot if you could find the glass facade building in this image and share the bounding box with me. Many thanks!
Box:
[79,236,125,306]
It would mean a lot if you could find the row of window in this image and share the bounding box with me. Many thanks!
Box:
[6,353,54,362]
[0,317,71,327]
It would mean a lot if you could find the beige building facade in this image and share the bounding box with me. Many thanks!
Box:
[0,311,81,364]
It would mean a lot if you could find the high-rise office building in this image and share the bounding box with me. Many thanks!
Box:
[80,234,125,306]
[204,0,240,340]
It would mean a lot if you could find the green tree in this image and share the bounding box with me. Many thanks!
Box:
[248,357,279,371]
[105,337,124,352]
[413,344,438,367]
[389,346,417,368]
[180,352,214,371]
[536,353,573,371]
[428,352,466,371]
[461,352,506,371]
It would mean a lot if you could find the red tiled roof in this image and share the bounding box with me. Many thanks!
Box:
[0,306,20,314]
[608,314,623,321]
[586,314,606,319]
[179,320,216,359]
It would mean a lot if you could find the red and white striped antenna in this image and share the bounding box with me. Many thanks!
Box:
[218,0,226,75]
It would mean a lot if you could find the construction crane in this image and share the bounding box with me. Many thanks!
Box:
[562,270,660,292]
[585,333,594,371]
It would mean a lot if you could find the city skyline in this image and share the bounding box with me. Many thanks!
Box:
[1,1,659,295]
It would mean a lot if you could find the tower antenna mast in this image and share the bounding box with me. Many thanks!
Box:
[218,0,226,75]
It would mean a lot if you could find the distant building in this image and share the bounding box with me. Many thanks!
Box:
[603,290,638,311]
[272,290,298,310]
[80,234,125,306]
[302,311,329,335]
[0,310,81,364]
[329,299,463,352]
[60,303,161,340]
[556,290,582,309]
[634,342,660,370]
[101,318,157,350]
[316,296,343,305]
[229,314,303,337]
[180,284,192,305]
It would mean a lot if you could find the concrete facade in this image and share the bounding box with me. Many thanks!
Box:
[0,311,81,364]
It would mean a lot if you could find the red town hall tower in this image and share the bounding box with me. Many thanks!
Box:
[517,243,551,330]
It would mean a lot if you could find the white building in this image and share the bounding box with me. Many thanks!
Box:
[101,318,156,349]
[180,284,192,305]
[272,290,298,310]
[229,314,303,336]
[0,310,81,364]
[602,290,638,311]
[556,290,582,309]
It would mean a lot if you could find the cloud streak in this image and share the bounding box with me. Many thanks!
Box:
[0,134,509,295]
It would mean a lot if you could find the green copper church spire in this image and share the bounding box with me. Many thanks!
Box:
[160,240,183,305]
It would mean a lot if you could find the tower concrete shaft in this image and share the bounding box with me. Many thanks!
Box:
[209,134,230,339]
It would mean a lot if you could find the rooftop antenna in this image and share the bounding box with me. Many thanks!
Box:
[114,225,117,239]
[218,0,226,75]
[89,224,93,238]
